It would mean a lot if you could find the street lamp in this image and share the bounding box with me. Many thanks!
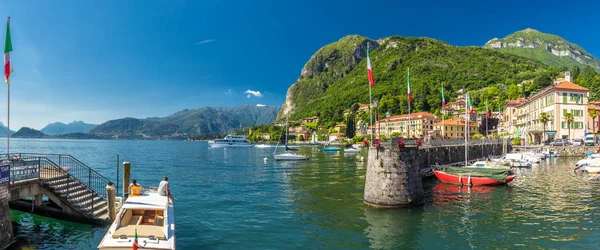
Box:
[373,100,378,139]
[386,111,390,140]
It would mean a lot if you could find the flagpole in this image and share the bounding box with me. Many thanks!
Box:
[465,93,468,167]
[7,82,9,157]
[5,16,9,158]
[407,68,411,138]
[369,85,372,141]
[441,83,444,140]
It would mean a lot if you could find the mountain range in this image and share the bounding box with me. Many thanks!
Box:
[40,121,97,135]
[277,29,600,126]
[90,104,279,139]
[484,28,600,71]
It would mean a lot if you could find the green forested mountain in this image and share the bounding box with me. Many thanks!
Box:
[484,28,600,71]
[12,127,48,138]
[279,35,552,126]
[90,105,280,139]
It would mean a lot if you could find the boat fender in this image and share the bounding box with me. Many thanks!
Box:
[360,156,364,162]
[458,175,462,186]
[264,157,268,162]
[467,176,471,186]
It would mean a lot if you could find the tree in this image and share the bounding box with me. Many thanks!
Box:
[589,109,599,140]
[564,112,574,140]
[345,113,356,138]
[539,112,550,143]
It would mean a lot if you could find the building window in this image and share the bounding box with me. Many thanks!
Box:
[563,93,567,103]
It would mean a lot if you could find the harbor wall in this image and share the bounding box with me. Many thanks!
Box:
[0,201,12,249]
[364,142,505,208]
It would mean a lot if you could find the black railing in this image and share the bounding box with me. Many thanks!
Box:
[6,153,111,217]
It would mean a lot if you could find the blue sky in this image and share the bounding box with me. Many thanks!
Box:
[1,0,599,129]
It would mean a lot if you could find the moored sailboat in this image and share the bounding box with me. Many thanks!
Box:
[273,117,309,161]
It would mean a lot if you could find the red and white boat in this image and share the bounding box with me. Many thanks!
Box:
[434,170,515,186]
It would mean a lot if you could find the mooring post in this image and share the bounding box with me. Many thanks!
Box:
[106,182,116,221]
[364,145,424,207]
[123,162,130,202]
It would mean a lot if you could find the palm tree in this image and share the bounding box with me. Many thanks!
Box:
[589,109,599,143]
[539,112,550,143]
[564,112,574,141]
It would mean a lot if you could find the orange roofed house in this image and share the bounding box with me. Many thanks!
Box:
[434,117,478,139]
[508,78,589,143]
[375,112,441,138]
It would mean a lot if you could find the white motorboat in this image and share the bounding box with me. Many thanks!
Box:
[273,152,309,161]
[576,157,600,167]
[98,191,175,250]
[208,135,253,147]
[351,144,364,149]
[254,144,273,148]
[505,153,540,163]
[507,159,532,167]
[344,148,360,154]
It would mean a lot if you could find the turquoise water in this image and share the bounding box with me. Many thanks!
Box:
[4,138,600,249]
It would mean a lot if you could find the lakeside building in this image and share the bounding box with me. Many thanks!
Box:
[588,101,600,133]
[375,112,441,138]
[433,117,479,139]
[507,80,589,143]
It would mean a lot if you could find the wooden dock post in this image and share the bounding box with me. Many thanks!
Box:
[106,182,116,221]
[122,162,130,201]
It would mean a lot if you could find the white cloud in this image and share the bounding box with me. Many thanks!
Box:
[244,89,263,98]
[224,89,233,95]
[256,104,266,107]
[194,39,216,45]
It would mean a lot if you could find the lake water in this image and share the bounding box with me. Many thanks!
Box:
[4,138,600,249]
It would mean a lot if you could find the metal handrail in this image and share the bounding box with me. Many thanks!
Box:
[7,153,111,217]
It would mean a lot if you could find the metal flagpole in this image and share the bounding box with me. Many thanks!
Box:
[408,97,411,138]
[7,82,9,157]
[465,93,468,167]
[369,84,372,141]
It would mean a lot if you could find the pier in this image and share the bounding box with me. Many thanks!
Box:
[1,153,114,248]
[364,139,508,208]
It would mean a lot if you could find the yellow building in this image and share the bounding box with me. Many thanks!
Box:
[433,117,479,139]
[375,112,441,138]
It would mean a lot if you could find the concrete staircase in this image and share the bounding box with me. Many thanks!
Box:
[43,174,109,221]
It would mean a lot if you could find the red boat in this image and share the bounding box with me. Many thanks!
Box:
[434,170,515,186]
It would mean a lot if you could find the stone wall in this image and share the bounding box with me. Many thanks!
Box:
[363,142,506,208]
[0,201,13,249]
[399,143,507,170]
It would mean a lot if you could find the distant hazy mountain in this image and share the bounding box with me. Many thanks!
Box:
[0,122,16,137]
[90,104,280,139]
[41,121,97,135]
[12,127,48,138]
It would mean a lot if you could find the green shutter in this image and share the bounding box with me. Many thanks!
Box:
[563,93,567,103]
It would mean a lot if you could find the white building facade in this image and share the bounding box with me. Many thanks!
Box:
[512,81,589,143]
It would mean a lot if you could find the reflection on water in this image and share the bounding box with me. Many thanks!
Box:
[5,139,600,249]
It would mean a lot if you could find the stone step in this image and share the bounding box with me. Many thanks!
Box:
[80,200,108,214]
[68,192,95,204]
[49,181,85,191]
[72,196,104,209]
[54,184,87,195]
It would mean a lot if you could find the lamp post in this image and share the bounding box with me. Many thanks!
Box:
[386,112,390,140]
[373,100,379,139]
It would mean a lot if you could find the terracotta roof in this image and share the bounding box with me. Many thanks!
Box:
[505,98,526,106]
[433,117,478,127]
[589,104,600,111]
[379,112,439,122]
[553,81,589,91]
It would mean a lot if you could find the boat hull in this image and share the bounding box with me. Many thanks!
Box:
[323,148,340,152]
[433,170,515,186]
[208,142,253,147]
[274,154,309,161]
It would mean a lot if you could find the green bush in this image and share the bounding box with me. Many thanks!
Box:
[472,133,484,139]
[511,137,521,145]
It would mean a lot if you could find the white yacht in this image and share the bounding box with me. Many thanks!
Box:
[208,135,252,147]
[98,191,175,250]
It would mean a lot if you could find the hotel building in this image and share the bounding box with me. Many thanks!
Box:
[375,112,441,138]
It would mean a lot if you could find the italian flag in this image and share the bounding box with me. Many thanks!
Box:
[407,68,412,101]
[441,85,446,109]
[366,45,374,87]
[485,99,490,118]
[4,17,12,85]
[132,229,139,250]
[467,93,474,115]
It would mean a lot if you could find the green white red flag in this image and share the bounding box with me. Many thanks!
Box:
[407,68,412,101]
[4,17,12,84]
[132,229,139,250]
[441,84,446,109]
[467,93,474,115]
[366,45,374,87]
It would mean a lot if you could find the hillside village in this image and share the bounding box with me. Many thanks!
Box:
[248,71,599,145]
